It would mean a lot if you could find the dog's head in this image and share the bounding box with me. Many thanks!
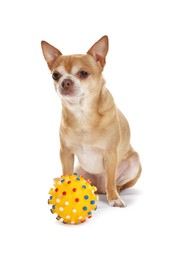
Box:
[41,36,108,100]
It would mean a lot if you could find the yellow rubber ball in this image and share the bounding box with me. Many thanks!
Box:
[48,173,98,224]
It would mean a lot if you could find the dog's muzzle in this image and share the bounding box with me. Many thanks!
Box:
[59,78,76,96]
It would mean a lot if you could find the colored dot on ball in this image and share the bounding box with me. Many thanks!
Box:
[75,198,79,202]
[78,216,82,220]
[76,177,80,181]
[72,209,77,213]
[90,200,95,204]
[73,188,77,192]
[88,211,92,215]
[61,179,65,183]
[83,206,87,211]
[59,207,64,211]
[62,191,67,196]
[84,195,89,200]
[66,215,70,219]
[82,185,86,189]
[55,188,58,192]
[67,180,71,184]
[65,201,69,205]
[56,199,60,203]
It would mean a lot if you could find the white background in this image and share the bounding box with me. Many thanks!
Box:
[0,0,183,259]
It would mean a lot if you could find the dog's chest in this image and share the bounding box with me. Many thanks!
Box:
[74,144,105,174]
[63,129,105,173]
[62,100,105,173]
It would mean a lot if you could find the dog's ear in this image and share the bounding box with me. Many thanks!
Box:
[41,41,62,69]
[87,35,108,69]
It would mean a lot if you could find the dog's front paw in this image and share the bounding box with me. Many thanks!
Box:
[109,197,127,207]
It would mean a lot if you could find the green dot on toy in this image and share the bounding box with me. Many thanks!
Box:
[48,173,98,224]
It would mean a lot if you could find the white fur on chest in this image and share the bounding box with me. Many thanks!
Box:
[75,144,104,174]
[62,96,105,173]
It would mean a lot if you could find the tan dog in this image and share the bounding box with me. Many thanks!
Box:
[41,36,141,207]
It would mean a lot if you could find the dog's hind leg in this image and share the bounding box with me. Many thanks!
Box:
[116,152,141,193]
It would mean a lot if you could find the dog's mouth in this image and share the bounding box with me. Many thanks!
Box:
[60,87,76,96]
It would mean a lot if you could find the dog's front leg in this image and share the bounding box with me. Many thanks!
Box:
[104,151,127,207]
[60,145,74,175]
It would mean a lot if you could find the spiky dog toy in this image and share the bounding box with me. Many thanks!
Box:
[48,173,98,224]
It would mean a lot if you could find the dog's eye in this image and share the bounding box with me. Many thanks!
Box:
[52,72,61,81]
[79,71,89,79]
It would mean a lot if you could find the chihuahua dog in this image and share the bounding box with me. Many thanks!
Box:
[41,35,141,207]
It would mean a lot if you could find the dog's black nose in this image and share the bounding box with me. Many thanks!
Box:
[61,79,74,90]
